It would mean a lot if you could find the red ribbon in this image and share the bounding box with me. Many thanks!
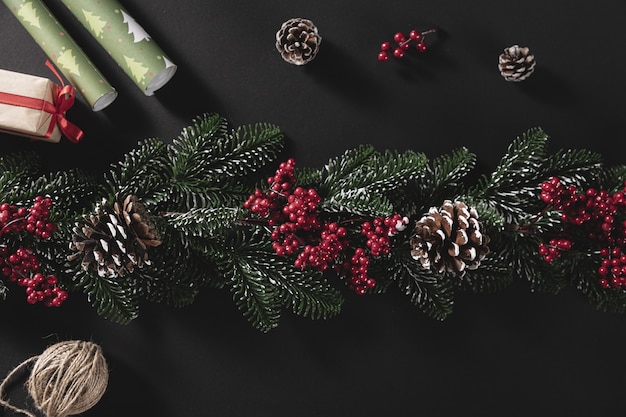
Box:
[0,61,84,143]
[45,61,84,143]
[51,83,84,143]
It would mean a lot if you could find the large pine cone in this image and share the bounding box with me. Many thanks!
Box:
[410,200,490,275]
[68,195,162,277]
[498,45,536,82]
[275,18,321,65]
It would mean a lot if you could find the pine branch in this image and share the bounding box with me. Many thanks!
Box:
[295,166,323,186]
[221,123,285,177]
[29,171,98,225]
[315,144,377,194]
[470,129,599,222]
[334,149,428,194]
[419,147,475,199]
[228,264,282,332]
[400,147,476,216]
[598,165,626,192]
[478,128,548,190]
[559,251,626,313]
[71,270,140,324]
[216,230,283,332]
[540,148,603,187]
[168,114,283,179]
[0,151,40,176]
[138,230,226,307]
[0,168,97,230]
[319,148,428,215]
[468,128,549,222]
[459,253,514,293]
[160,114,228,207]
[323,189,393,217]
[167,114,225,177]
[491,229,566,294]
[0,152,41,202]
[159,180,252,212]
[162,207,245,237]
[249,251,344,321]
[33,169,98,204]
[160,115,283,210]
[215,230,344,331]
[389,248,455,320]
[460,196,509,228]
[104,137,169,202]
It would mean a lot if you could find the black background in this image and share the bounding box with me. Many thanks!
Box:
[1,1,626,416]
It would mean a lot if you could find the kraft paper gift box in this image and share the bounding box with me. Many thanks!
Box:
[0,68,83,143]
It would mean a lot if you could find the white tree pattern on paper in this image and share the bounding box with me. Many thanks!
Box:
[120,10,151,43]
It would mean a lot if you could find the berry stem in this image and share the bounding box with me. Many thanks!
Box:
[516,204,552,234]
[0,216,26,234]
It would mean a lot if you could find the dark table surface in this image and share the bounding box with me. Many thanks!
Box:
[1,1,626,416]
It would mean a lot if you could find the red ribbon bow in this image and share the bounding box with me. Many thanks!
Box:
[45,60,84,143]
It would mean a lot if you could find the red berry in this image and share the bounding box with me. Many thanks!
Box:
[409,30,421,40]
[378,51,389,62]
[381,41,391,51]
[393,48,404,58]
[393,32,406,43]
[416,41,427,52]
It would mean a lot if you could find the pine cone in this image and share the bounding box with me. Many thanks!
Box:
[410,200,490,275]
[275,18,321,65]
[498,45,536,82]
[68,195,162,277]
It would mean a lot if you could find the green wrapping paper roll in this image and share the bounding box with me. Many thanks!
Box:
[3,0,118,111]
[60,0,177,96]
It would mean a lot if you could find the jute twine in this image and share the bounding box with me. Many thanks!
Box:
[0,340,108,417]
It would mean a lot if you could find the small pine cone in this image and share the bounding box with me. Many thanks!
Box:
[68,195,162,277]
[275,18,321,65]
[410,200,490,275]
[498,45,536,82]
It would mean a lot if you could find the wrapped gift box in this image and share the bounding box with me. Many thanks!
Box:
[0,68,79,143]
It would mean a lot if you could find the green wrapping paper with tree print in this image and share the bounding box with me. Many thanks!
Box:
[3,0,118,111]
[60,0,177,96]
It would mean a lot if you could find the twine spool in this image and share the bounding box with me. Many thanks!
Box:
[0,340,108,417]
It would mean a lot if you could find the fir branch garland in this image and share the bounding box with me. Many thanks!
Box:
[0,113,624,331]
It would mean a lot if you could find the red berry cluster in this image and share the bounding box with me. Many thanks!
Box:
[338,215,409,294]
[294,222,348,271]
[362,215,407,256]
[0,247,67,306]
[539,176,626,289]
[377,28,437,62]
[0,196,66,306]
[537,238,573,263]
[0,196,57,238]
[339,248,373,295]
[244,159,409,294]
[598,247,626,289]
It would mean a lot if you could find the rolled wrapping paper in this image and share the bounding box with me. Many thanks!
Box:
[60,0,177,95]
[2,0,118,111]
